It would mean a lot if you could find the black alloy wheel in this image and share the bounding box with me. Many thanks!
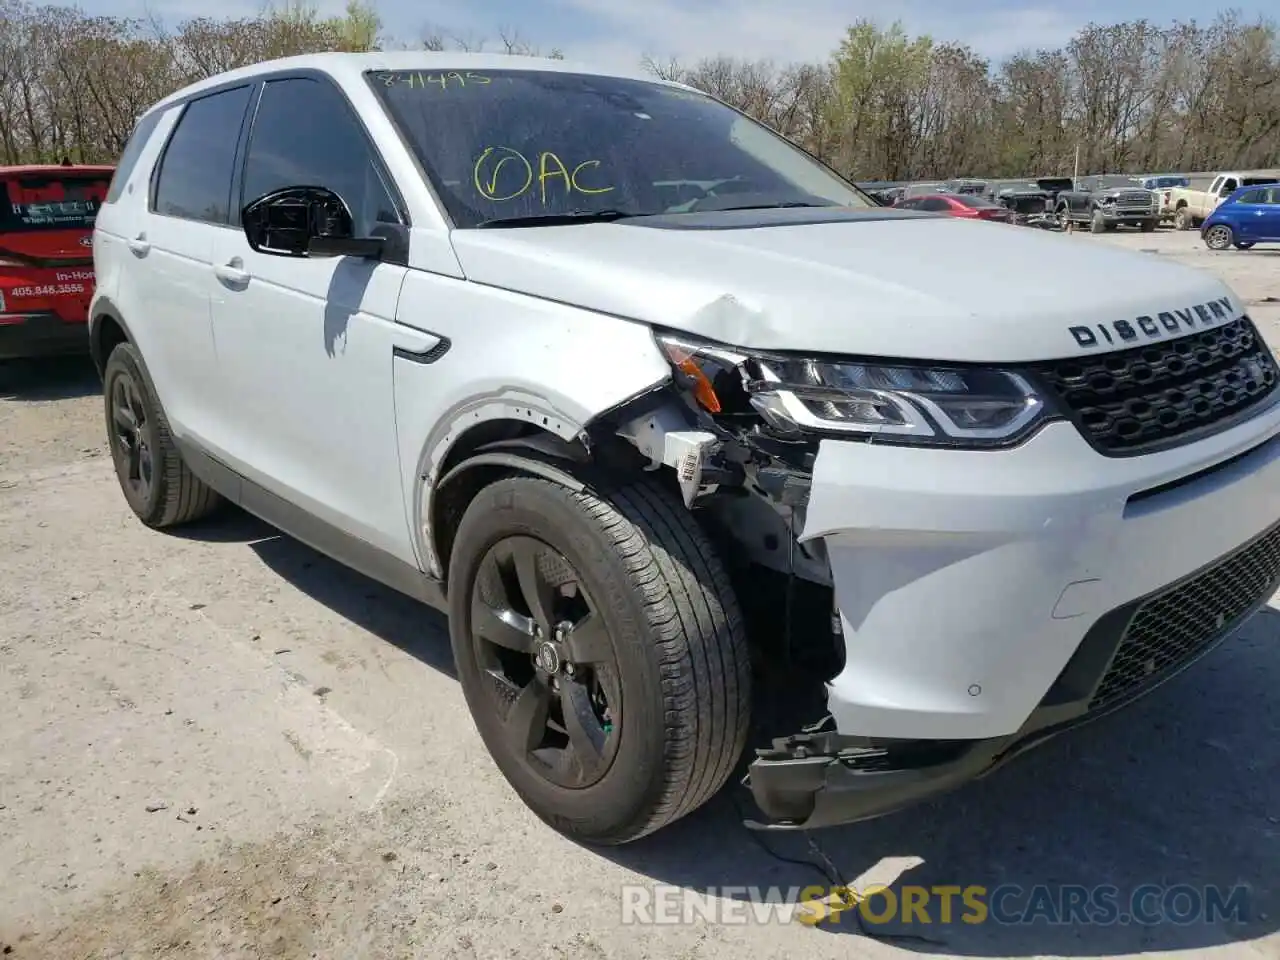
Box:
[108,366,155,505]
[469,535,621,789]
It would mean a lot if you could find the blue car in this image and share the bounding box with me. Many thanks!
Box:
[1201,184,1280,250]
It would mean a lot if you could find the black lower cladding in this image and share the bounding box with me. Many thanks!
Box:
[746,517,1280,830]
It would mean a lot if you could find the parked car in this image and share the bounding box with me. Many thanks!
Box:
[1201,184,1280,250]
[1138,174,1190,190]
[1137,174,1191,223]
[895,193,1012,222]
[991,177,1072,224]
[0,163,113,360]
[942,178,988,196]
[853,181,905,206]
[92,52,1280,845]
[901,181,948,199]
[1170,172,1280,230]
[1055,176,1160,233]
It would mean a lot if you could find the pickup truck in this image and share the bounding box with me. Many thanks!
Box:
[1171,173,1280,230]
[1055,176,1160,233]
[1137,175,1190,223]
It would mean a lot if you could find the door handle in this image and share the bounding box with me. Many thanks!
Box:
[127,234,149,255]
[213,258,249,285]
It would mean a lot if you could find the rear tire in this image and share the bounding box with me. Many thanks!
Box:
[446,473,751,845]
[1175,207,1193,230]
[103,342,221,528]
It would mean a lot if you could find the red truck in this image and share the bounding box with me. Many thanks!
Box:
[0,163,113,359]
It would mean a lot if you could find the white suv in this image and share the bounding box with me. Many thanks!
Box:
[90,52,1280,845]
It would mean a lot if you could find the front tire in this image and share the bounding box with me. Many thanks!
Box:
[1090,208,1106,233]
[103,342,221,528]
[1204,224,1234,251]
[1140,219,1158,232]
[447,474,751,845]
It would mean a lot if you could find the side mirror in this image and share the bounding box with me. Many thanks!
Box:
[241,186,384,259]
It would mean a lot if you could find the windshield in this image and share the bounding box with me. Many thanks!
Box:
[367,69,873,226]
[0,173,109,232]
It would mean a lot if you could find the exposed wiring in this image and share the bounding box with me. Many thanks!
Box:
[731,792,947,944]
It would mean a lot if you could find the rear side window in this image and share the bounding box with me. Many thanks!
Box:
[153,84,254,224]
[0,173,111,232]
[1237,189,1266,204]
[105,110,164,204]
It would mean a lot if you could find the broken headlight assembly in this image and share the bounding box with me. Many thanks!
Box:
[656,331,1052,449]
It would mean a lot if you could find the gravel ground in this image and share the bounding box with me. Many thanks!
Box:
[1,226,1277,960]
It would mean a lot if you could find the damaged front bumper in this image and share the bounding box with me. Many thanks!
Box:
[598,328,1280,832]
[745,503,1280,831]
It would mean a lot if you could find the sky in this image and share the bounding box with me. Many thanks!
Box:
[84,0,1276,67]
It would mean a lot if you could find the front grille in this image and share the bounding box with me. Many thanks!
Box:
[1032,316,1280,455]
[1090,522,1280,711]
[1115,192,1152,207]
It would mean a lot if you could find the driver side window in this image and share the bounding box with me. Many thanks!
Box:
[241,77,401,237]
[1221,178,1238,195]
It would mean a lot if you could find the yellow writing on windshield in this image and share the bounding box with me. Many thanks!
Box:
[375,71,491,89]
[473,147,615,203]
[473,147,533,202]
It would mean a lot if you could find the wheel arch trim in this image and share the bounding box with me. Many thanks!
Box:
[89,295,133,378]
[410,395,595,580]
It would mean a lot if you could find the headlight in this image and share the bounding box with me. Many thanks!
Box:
[656,332,1050,449]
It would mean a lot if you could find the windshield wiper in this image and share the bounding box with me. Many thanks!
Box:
[710,201,835,211]
[475,209,641,228]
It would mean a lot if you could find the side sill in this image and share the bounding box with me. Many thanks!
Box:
[175,435,448,614]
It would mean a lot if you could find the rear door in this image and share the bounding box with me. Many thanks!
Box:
[136,82,255,445]
[95,108,170,307]
[0,168,112,325]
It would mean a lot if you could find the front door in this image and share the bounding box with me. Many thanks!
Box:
[1231,188,1267,240]
[207,74,419,564]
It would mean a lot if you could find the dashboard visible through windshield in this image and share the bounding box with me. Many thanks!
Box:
[366,68,874,227]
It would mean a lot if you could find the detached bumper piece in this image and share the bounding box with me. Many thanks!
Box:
[745,519,1280,831]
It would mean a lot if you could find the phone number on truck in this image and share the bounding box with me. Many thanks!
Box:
[9,282,86,298]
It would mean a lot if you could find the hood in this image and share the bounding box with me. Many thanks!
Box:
[448,208,1238,363]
